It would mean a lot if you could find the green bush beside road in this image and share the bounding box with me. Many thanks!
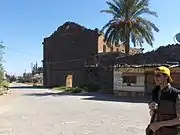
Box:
[53,86,86,94]
[0,80,10,95]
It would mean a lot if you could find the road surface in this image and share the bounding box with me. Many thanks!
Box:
[0,84,150,135]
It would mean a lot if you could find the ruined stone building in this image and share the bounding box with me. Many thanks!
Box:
[88,42,180,96]
[42,21,141,88]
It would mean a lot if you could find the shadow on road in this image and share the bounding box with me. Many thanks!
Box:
[23,91,149,103]
[10,86,45,89]
[81,95,149,103]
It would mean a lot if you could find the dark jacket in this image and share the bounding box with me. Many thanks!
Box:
[151,85,180,135]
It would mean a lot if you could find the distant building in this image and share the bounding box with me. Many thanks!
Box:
[23,73,32,82]
[98,35,142,55]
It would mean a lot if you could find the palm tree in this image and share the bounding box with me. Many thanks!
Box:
[101,0,159,56]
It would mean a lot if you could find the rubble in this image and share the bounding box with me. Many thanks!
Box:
[117,44,180,65]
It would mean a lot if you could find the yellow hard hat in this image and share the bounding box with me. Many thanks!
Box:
[156,66,173,82]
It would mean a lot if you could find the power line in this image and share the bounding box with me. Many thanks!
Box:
[0,42,40,57]
[5,47,35,56]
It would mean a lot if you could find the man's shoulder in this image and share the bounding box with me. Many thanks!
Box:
[163,86,180,101]
[169,86,180,94]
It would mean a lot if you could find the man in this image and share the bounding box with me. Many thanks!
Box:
[148,66,180,135]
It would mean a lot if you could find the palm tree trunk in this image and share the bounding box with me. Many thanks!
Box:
[125,42,130,56]
[125,32,130,56]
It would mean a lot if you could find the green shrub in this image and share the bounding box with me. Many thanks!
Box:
[53,86,86,93]
[53,83,100,94]
[0,80,9,88]
[53,86,67,91]
[79,83,99,92]
[0,80,9,95]
[69,87,85,93]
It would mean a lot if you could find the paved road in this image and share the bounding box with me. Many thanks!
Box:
[0,87,150,135]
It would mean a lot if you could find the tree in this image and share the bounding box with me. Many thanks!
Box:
[31,62,43,75]
[101,0,159,55]
[9,75,16,83]
[0,42,5,62]
[32,62,38,75]
[0,42,5,83]
[0,64,4,83]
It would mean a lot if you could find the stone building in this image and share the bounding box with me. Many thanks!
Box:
[113,65,180,97]
[98,35,142,55]
[43,21,141,88]
[113,44,180,97]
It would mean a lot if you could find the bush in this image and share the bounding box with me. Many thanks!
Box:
[79,83,99,92]
[53,86,86,94]
[0,80,10,95]
[0,80,9,88]
[53,86,67,91]
[53,83,100,94]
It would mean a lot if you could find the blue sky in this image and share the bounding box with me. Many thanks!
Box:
[0,0,180,76]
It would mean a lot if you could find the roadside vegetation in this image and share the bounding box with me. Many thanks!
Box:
[53,84,100,94]
[53,86,86,94]
[0,43,10,95]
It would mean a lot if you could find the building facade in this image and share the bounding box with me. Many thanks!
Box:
[43,22,141,88]
[113,67,145,92]
[113,65,180,97]
[43,22,99,87]
[98,35,142,55]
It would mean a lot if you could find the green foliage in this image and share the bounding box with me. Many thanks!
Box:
[53,86,67,91]
[0,80,9,88]
[6,75,16,83]
[0,43,5,85]
[17,77,25,83]
[0,43,5,62]
[101,0,159,55]
[53,86,86,94]
[0,80,9,95]
[0,68,4,83]
[0,42,9,95]
[53,83,101,94]
[66,87,85,93]
[31,62,43,75]
[79,83,99,92]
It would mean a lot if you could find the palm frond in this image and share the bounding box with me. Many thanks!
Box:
[104,25,114,42]
[130,0,157,19]
[112,0,124,8]
[131,29,144,47]
[107,29,116,46]
[100,10,117,16]
[134,8,158,18]
[131,32,136,47]
[101,0,159,55]
[132,23,154,46]
[106,1,121,15]
[101,0,125,18]
[137,17,159,32]
[104,20,126,46]
[112,0,125,17]
[101,20,114,32]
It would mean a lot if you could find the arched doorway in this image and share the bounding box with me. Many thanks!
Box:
[66,75,73,88]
